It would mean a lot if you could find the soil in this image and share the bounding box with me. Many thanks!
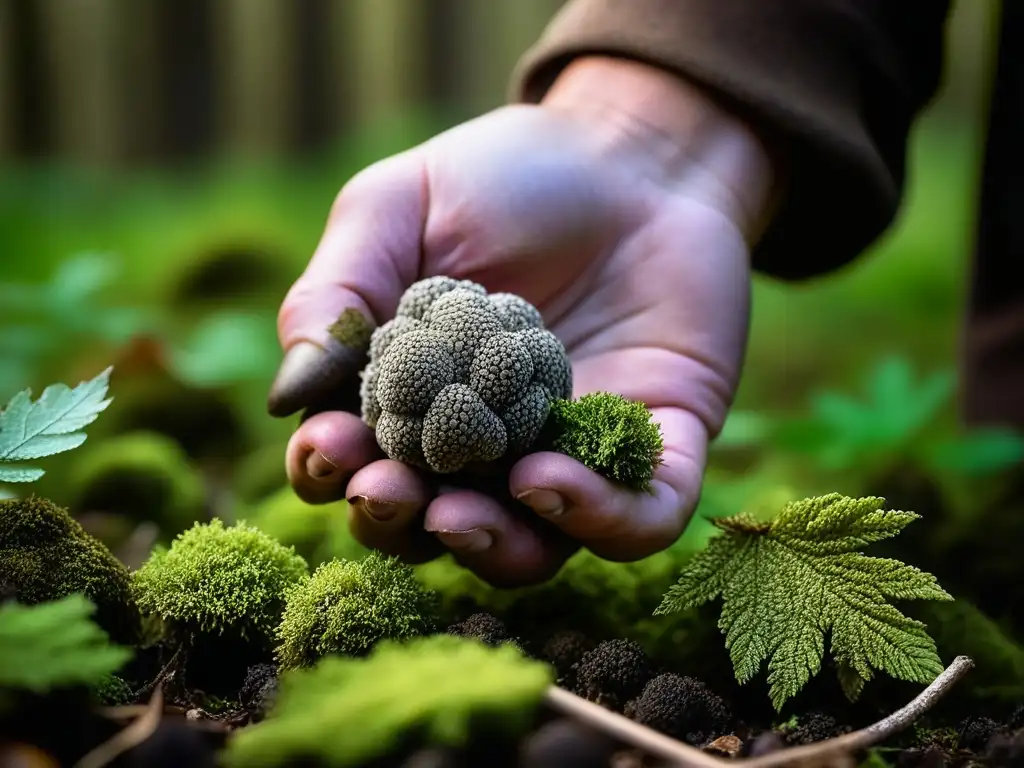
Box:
[3,609,1022,768]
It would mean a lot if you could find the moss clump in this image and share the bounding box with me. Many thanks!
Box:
[224,635,553,768]
[68,430,206,539]
[276,552,438,669]
[92,674,136,706]
[0,497,140,644]
[545,392,664,492]
[247,487,367,568]
[131,519,308,647]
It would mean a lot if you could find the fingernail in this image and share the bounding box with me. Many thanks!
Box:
[347,495,408,523]
[433,529,493,554]
[517,489,565,517]
[306,450,339,479]
[268,340,363,418]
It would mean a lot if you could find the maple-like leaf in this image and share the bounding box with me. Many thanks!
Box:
[0,367,113,483]
[0,593,132,697]
[654,493,953,710]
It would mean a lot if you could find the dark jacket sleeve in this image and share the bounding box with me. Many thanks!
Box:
[509,0,953,280]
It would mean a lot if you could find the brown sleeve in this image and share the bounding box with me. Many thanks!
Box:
[509,0,952,280]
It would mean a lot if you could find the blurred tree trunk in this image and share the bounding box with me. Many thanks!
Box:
[213,0,298,158]
[35,0,122,167]
[0,0,13,157]
[326,0,428,130]
[452,0,561,114]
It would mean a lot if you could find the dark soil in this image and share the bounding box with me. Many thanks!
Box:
[5,607,1022,768]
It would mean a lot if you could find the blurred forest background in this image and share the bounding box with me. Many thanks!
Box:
[4,0,1024,674]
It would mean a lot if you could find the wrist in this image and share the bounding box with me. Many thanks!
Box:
[540,55,786,243]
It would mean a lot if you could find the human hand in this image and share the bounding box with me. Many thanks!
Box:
[268,56,782,587]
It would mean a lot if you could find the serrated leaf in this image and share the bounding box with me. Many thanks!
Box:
[656,493,952,710]
[0,594,132,695]
[0,367,113,482]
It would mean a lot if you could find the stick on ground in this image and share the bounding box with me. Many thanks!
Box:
[545,655,975,767]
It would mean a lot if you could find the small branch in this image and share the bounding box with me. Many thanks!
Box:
[545,686,726,767]
[740,655,976,768]
[75,685,163,768]
[133,641,186,701]
[546,656,974,768]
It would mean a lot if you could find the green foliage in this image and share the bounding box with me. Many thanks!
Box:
[773,356,1024,479]
[68,430,206,538]
[132,518,308,645]
[247,487,368,567]
[276,552,438,669]
[545,392,664,492]
[655,493,953,710]
[92,674,136,706]
[0,594,132,699]
[0,496,140,644]
[224,634,553,768]
[0,366,113,483]
[168,308,281,388]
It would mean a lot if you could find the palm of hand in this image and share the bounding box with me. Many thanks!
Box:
[282,106,753,586]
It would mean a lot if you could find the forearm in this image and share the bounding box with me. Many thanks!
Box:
[511,0,953,280]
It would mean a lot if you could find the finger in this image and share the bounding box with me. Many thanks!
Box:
[423,488,578,588]
[268,150,426,417]
[285,410,385,505]
[509,407,707,561]
[344,459,440,564]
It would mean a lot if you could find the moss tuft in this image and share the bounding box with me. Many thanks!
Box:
[544,392,664,491]
[131,519,307,646]
[0,496,140,645]
[276,552,437,669]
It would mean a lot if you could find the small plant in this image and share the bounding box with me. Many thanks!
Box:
[132,518,308,647]
[276,552,438,669]
[0,594,132,706]
[655,493,953,710]
[543,392,664,492]
[0,496,140,644]
[223,634,553,768]
[773,356,1024,480]
[0,366,113,483]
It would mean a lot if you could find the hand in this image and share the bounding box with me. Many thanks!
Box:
[268,56,782,587]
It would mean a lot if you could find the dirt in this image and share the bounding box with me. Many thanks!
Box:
[4,607,1023,768]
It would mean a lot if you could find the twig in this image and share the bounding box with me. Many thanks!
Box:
[74,686,164,768]
[545,655,975,768]
[741,655,975,768]
[133,641,186,701]
[545,686,724,767]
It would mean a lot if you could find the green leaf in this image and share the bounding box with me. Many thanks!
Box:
[223,634,552,768]
[167,310,280,387]
[923,428,1024,477]
[656,493,952,710]
[0,367,113,483]
[0,594,132,695]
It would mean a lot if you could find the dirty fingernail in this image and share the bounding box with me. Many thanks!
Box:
[434,529,493,554]
[348,495,411,523]
[268,342,329,417]
[306,450,339,480]
[517,489,565,517]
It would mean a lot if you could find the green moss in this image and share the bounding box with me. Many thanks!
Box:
[0,497,141,645]
[327,307,373,349]
[276,552,437,669]
[92,674,136,706]
[131,519,308,646]
[68,431,206,539]
[247,487,368,568]
[544,392,664,492]
[224,634,553,768]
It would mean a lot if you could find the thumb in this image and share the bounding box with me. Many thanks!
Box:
[267,151,427,417]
